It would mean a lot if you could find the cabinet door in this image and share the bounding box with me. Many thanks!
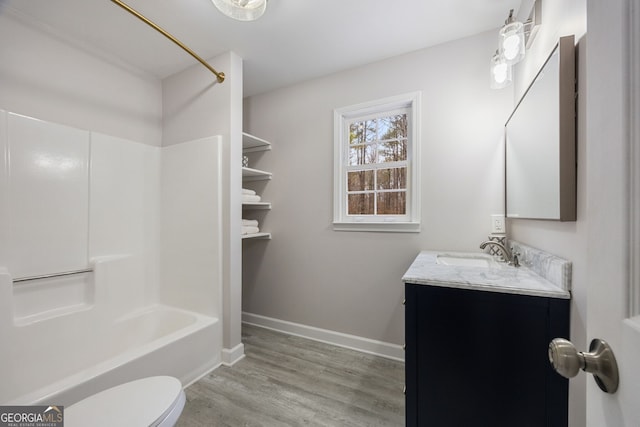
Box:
[407,284,569,427]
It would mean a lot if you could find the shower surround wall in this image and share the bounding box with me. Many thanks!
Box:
[0,111,224,404]
[162,51,245,365]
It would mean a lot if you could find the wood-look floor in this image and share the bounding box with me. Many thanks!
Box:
[177,324,405,426]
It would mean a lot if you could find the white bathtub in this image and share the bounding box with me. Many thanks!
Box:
[2,304,220,406]
[0,259,222,406]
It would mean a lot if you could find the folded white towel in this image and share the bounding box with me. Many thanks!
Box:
[242,194,261,203]
[242,188,256,196]
[242,219,259,227]
[242,226,260,235]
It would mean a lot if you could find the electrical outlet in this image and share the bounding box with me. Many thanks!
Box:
[491,214,506,234]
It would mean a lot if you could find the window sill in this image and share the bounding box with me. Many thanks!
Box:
[332,221,421,233]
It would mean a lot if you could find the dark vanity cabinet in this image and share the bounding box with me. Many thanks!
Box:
[405,283,570,427]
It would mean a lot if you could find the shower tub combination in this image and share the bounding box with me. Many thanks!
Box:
[0,256,222,406]
[0,111,226,406]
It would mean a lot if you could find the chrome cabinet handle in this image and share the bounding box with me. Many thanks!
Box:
[548,338,619,393]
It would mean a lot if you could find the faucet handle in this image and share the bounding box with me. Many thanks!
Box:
[510,246,521,267]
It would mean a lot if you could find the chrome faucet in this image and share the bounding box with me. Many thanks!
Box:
[479,241,520,267]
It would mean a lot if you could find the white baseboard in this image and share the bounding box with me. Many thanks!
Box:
[221,343,246,366]
[242,312,405,362]
[182,362,222,389]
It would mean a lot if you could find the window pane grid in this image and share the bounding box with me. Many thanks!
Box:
[346,165,407,215]
[345,111,409,216]
[347,114,408,168]
[335,95,419,228]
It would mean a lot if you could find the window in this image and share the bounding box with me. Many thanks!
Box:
[333,92,421,232]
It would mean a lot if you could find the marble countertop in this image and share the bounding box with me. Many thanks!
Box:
[402,250,571,299]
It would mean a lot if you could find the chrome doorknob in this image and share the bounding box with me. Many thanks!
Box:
[548,338,619,394]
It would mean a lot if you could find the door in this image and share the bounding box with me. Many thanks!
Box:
[585,0,640,424]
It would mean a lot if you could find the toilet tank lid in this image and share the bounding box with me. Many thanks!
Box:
[65,376,184,427]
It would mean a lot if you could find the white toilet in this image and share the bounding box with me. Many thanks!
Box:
[65,376,186,427]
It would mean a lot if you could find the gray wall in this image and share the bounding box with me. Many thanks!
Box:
[509,1,587,426]
[0,9,163,146]
[242,30,513,345]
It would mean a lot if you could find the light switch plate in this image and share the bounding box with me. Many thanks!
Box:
[491,214,506,234]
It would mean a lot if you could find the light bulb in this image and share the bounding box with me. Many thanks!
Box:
[499,21,525,65]
[493,63,509,84]
[490,50,512,89]
[503,34,521,60]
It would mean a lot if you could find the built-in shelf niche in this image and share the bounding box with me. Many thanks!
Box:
[242,132,272,240]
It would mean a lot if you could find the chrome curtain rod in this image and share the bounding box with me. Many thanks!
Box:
[110,0,225,83]
[13,268,94,284]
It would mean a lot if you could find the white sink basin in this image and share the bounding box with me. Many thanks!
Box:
[436,253,499,268]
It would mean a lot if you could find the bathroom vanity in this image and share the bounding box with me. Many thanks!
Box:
[403,245,570,427]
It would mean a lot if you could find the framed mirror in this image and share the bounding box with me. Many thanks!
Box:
[505,35,576,221]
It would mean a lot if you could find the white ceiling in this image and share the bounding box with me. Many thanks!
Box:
[3,0,522,97]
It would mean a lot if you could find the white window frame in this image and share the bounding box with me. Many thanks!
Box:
[333,92,421,232]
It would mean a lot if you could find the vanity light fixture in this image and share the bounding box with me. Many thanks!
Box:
[499,9,526,65]
[490,1,541,89]
[490,50,512,89]
[211,0,267,21]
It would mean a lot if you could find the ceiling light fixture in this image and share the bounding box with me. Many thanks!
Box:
[499,9,526,65]
[212,0,267,21]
